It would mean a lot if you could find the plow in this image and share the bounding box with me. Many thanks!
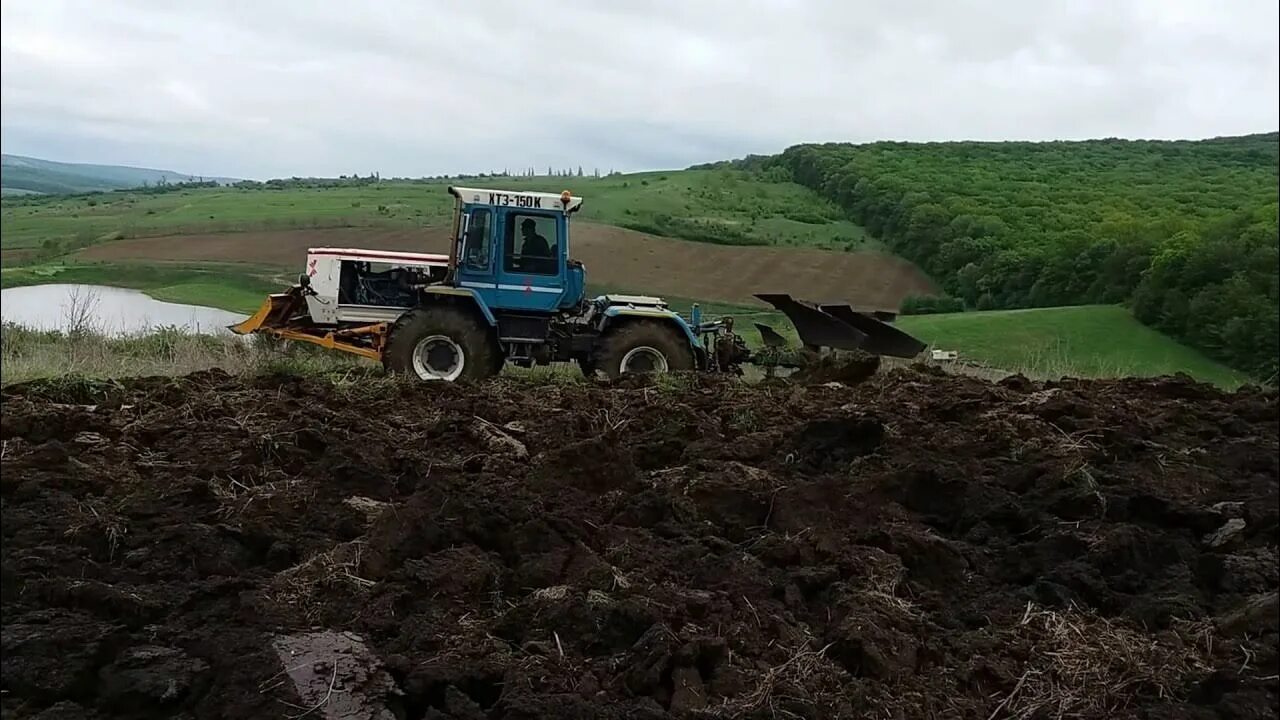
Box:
[232,186,925,380]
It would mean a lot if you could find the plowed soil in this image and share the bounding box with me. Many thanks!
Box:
[74,223,936,311]
[1,368,1276,719]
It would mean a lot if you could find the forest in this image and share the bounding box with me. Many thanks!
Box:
[753,133,1279,378]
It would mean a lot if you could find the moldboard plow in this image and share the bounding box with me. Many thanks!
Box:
[753,293,926,359]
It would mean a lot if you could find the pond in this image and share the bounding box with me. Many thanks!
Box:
[0,284,249,336]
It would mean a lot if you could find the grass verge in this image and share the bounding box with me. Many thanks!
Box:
[899,305,1250,388]
[0,323,369,385]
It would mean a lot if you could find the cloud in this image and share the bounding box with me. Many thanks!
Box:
[1,0,1276,178]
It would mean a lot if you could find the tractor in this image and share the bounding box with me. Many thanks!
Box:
[231,186,926,380]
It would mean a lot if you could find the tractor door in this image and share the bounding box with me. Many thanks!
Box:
[454,204,498,301]
[493,209,566,312]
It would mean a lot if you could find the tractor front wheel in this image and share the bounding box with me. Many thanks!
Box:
[595,321,695,380]
[383,307,500,382]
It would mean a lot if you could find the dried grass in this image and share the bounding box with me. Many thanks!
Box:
[209,474,303,520]
[264,541,375,620]
[712,639,840,718]
[63,500,128,560]
[993,603,1215,719]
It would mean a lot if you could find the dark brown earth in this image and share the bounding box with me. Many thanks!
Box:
[1,368,1276,719]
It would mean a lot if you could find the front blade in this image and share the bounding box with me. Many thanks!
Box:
[754,293,868,352]
[228,291,305,334]
[818,304,926,359]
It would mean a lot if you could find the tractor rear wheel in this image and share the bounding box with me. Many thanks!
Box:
[595,321,695,379]
[383,307,500,382]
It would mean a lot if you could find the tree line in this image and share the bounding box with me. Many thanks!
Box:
[744,133,1278,378]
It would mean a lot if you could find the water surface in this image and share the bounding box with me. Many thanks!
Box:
[1,284,247,335]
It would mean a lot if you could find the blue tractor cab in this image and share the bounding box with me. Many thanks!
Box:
[448,187,587,314]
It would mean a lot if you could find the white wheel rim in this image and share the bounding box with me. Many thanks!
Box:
[411,335,465,381]
[620,346,668,374]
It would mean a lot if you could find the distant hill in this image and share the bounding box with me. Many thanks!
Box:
[757,131,1279,377]
[1,154,238,195]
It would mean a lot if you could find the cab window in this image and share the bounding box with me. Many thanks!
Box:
[503,213,558,275]
[461,208,491,271]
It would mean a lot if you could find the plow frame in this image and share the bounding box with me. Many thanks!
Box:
[231,286,391,362]
[255,323,389,362]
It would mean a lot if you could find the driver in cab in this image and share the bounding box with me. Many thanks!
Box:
[519,218,555,273]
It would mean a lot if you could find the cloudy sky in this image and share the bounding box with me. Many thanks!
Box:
[2,0,1276,179]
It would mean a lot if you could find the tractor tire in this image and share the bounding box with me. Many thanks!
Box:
[594,320,695,380]
[383,307,500,382]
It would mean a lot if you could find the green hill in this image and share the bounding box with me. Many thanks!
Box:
[0,169,872,253]
[755,132,1279,377]
[1,154,236,195]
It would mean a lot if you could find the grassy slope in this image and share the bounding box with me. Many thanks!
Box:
[0,263,283,315]
[898,305,1249,388]
[0,166,132,196]
[0,170,869,251]
[1,154,231,195]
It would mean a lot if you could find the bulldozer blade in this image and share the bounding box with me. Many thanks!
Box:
[754,322,790,348]
[228,290,306,334]
[819,304,927,359]
[754,293,868,352]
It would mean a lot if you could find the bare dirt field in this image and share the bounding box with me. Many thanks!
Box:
[1,248,36,266]
[1,367,1276,718]
[75,223,937,310]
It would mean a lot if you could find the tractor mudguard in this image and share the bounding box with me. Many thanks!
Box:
[419,286,497,325]
[602,306,703,350]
